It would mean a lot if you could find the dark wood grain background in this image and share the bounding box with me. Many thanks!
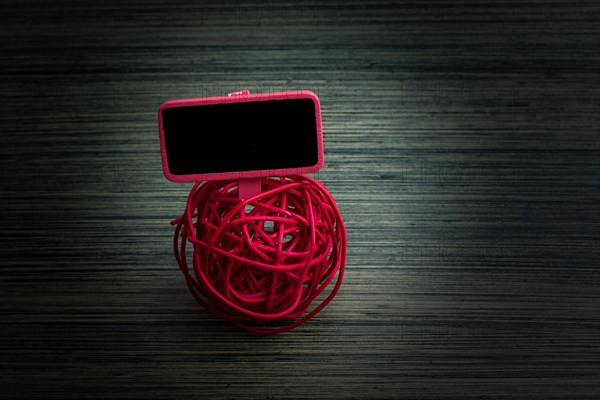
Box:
[1,1,598,399]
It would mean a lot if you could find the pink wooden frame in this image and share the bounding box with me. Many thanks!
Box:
[158,90,324,182]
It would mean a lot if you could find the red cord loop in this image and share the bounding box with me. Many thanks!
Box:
[172,175,346,334]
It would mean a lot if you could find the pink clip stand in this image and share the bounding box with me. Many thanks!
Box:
[159,90,346,334]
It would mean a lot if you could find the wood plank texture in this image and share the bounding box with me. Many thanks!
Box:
[0,1,599,399]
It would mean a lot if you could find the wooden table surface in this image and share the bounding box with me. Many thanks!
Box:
[1,1,598,399]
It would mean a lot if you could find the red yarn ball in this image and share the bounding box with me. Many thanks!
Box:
[172,175,346,334]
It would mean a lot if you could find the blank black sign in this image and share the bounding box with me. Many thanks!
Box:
[162,99,319,175]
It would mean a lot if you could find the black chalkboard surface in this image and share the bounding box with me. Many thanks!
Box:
[159,94,322,181]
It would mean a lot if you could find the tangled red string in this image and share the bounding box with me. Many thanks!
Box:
[171,175,346,334]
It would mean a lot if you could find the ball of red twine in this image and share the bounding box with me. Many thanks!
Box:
[171,175,346,334]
